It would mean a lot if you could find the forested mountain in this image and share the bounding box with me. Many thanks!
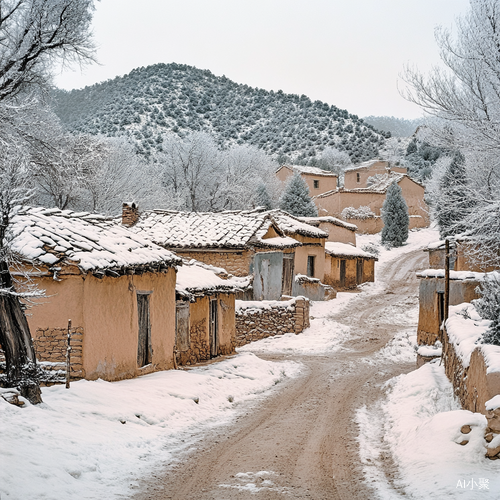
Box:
[52,63,388,163]
[363,115,423,137]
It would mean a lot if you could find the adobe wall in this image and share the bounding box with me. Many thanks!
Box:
[174,249,253,277]
[26,269,177,382]
[455,243,499,272]
[235,298,309,346]
[344,161,389,189]
[343,217,384,235]
[443,331,500,415]
[301,172,337,196]
[417,278,481,345]
[363,259,376,283]
[291,234,326,281]
[319,222,356,245]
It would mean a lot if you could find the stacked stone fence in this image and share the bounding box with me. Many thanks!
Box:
[1,327,84,384]
[235,297,309,347]
[442,327,500,459]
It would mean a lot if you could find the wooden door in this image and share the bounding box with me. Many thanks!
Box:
[175,301,190,352]
[282,253,294,296]
[137,293,152,367]
[340,260,346,288]
[356,259,363,284]
[209,299,218,358]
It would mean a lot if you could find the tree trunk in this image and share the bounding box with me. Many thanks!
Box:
[0,261,42,404]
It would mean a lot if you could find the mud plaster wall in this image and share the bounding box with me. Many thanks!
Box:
[25,269,177,382]
[417,278,481,345]
[443,330,500,415]
[323,256,375,290]
[276,167,337,196]
[291,235,325,281]
[235,298,309,347]
[319,223,356,245]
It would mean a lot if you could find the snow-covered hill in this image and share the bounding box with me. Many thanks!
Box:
[52,63,389,162]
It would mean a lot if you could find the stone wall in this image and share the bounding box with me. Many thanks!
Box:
[235,297,309,347]
[175,250,252,277]
[443,328,500,415]
[176,317,210,366]
[0,327,84,382]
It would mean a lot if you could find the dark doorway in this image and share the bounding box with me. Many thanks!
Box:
[209,299,219,358]
[356,259,363,285]
[137,293,152,367]
[307,255,316,277]
[340,260,346,288]
[282,253,295,296]
[437,291,445,327]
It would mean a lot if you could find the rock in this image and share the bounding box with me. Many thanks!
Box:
[485,444,500,458]
[461,425,472,434]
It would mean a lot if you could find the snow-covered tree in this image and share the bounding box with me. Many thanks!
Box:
[279,173,318,217]
[434,151,476,239]
[474,274,500,346]
[381,182,409,247]
[255,183,273,210]
[0,0,97,402]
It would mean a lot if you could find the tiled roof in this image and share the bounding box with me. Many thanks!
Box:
[266,210,328,239]
[325,242,377,260]
[298,216,358,232]
[9,207,181,275]
[131,210,300,250]
[175,259,249,300]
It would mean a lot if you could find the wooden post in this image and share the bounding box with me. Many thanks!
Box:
[66,319,71,389]
[444,239,450,326]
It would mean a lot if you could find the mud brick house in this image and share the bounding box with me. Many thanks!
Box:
[343,159,407,190]
[276,164,338,196]
[298,216,357,245]
[2,206,181,382]
[174,260,245,366]
[314,166,429,234]
[125,206,300,301]
[323,242,377,290]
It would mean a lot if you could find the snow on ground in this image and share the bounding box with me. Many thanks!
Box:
[357,361,500,499]
[0,353,301,500]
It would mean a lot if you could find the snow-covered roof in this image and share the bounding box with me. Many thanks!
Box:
[416,269,496,280]
[344,159,386,172]
[130,210,299,250]
[9,207,181,275]
[278,164,337,177]
[298,216,358,232]
[325,242,377,259]
[266,210,328,239]
[175,259,248,300]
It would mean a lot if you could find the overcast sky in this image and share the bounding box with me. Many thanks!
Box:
[54,0,470,119]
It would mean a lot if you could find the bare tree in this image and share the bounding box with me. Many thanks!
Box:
[0,0,96,402]
[0,0,96,101]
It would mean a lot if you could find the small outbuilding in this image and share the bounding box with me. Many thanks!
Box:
[276,164,338,196]
[174,260,245,366]
[323,242,377,290]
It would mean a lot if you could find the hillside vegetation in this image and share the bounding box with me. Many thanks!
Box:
[52,63,389,163]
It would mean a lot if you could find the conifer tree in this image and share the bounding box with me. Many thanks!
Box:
[255,183,273,210]
[279,173,318,217]
[381,182,409,247]
[435,151,476,239]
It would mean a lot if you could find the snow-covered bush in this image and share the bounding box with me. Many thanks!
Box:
[361,242,380,257]
[381,182,409,247]
[474,274,500,346]
[341,205,376,220]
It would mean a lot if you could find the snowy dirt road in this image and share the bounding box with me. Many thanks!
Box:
[134,249,428,500]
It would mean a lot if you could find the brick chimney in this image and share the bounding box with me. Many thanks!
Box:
[122,202,139,227]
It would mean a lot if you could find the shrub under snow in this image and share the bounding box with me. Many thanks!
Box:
[341,205,376,220]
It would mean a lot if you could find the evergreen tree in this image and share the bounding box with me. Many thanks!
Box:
[255,183,273,210]
[435,151,476,238]
[381,182,409,247]
[279,173,318,217]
